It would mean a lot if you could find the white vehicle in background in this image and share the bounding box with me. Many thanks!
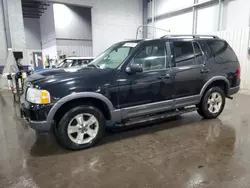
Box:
[57,57,95,68]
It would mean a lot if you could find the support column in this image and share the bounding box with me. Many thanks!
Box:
[0,0,8,66]
[3,0,27,64]
[142,0,148,39]
[192,0,198,35]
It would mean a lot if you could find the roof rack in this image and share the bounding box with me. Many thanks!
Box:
[161,35,219,39]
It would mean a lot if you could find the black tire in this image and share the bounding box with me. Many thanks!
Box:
[197,86,225,119]
[197,108,205,117]
[56,105,105,150]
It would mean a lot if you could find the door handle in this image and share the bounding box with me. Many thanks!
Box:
[159,74,171,79]
[200,69,210,73]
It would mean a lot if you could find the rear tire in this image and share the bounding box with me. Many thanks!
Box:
[56,105,105,150]
[197,86,225,119]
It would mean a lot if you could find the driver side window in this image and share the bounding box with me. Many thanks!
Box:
[133,44,167,72]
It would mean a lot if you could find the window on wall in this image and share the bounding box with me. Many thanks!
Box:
[133,44,167,71]
[173,41,195,67]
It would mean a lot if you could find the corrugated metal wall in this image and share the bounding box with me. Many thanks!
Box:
[214,28,250,90]
[56,40,93,57]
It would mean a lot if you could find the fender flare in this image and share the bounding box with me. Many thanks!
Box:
[200,76,230,96]
[46,92,114,123]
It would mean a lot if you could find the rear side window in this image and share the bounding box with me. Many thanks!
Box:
[208,40,237,62]
[173,41,195,67]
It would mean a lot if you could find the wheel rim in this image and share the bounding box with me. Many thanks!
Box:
[207,92,223,114]
[67,113,99,145]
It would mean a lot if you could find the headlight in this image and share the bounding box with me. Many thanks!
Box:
[26,88,51,104]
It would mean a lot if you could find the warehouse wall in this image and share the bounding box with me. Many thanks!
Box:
[222,0,250,30]
[154,12,193,36]
[149,0,250,35]
[51,0,143,56]
[53,3,93,57]
[197,5,219,34]
[7,0,26,51]
[0,2,7,65]
[154,0,193,15]
[23,18,42,50]
[40,4,57,58]
[53,4,92,41]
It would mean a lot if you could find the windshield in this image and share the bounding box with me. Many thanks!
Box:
[89,42,138,69]
[57,59,74,68]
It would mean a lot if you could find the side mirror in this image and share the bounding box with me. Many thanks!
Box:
[126,61,143,74]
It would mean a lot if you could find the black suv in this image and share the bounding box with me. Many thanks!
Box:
[20,35,240,150]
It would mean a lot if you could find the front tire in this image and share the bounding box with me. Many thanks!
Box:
[197,86,225,119]
[56,105,105,150]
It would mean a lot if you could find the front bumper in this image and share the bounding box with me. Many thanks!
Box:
[20,95,53,132]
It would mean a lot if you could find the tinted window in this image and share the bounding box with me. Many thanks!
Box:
[193,42,204,64]
[173,41,195,67]
[208,40,237,62]
[133,44,167,72]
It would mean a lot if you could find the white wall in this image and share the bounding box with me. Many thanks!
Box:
[222,0,250,30]
[53,3,93,56]
[40,5,56,49]
[197,5,219,34]
[157,0,193,15]
[154,12,193,37]
[23,18,42,50]
[41,39,57,59]
[0,2,7,65]
[150,0,250,36]
[56,40,92,57]
[7,0,26,51]
[53,4,92,40]
[51,0,143,56]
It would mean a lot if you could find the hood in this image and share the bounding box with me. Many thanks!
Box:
[25,66,114,87]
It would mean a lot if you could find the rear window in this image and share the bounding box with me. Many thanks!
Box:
[207,40,237,62]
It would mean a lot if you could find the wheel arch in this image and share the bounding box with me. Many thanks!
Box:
[200,76,230,97]
[46,92,114,124]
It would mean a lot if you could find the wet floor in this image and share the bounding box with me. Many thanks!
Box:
[0,91,250,188]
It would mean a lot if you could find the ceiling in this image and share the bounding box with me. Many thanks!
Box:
[22,0,50,18]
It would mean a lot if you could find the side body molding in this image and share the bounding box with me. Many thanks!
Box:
[46,92,115,123]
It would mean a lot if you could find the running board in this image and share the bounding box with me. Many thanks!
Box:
[124,107,198,127]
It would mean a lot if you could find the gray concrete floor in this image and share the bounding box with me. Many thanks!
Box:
[0,91,250,188]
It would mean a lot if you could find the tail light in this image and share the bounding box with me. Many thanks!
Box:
[237,64,241,79]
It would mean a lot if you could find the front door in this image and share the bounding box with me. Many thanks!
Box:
[171,40,207,108]
[117,41,174,119]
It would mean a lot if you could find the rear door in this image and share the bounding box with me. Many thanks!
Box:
[171,40,208,107]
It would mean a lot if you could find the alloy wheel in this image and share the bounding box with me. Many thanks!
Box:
[67,113,99,144]
[207,92,223,114]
